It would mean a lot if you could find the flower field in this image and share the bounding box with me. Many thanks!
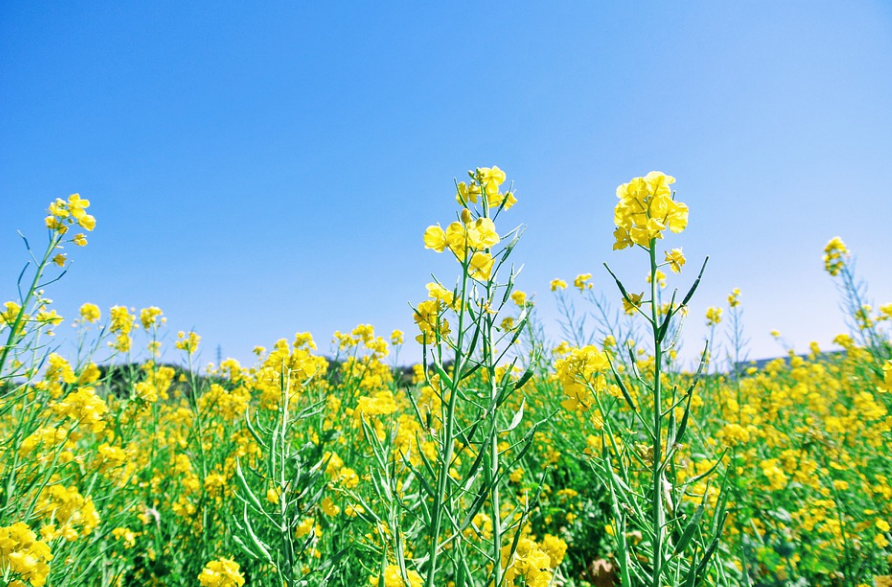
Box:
[1,169,890,587]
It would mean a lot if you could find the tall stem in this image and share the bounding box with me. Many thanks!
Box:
[425,261,469,587]
[648,243,664,586]
[0,232,62,376]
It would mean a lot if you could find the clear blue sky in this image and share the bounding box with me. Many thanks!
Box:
[2,1,891,368]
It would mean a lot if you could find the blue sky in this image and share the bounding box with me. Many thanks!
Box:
[2,1,891,368]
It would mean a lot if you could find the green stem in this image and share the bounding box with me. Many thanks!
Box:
[0,231,63,377]
[424,257,469,587]
[649,243,664,586]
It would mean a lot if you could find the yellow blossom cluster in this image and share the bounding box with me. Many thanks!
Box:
[0,522,53,587]
[198,558,245,587]
[553,345,610,411]
[34,483,101,541]
[823,236,849,276]
[44,194,95,246]
[613,171,688,250]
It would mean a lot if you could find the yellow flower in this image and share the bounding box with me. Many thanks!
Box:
[111,527,137,548]
[72,233,88,246]
[52,387,109,433]
[1,301,22,327]
[35,309,63,326]
[139,306,164,329]
[573,273,593,291]
[466,217,499,249]
[622,292,643,315]
[457,180,482,205]
[540,534,568,568]
[109,306,134,333]
[266,488,280,505]
[510,290,527,306]
[823,236,848,276]
[295,517,315,538]
[0,522,53,587]
[550,278,567,291]
[613,172,687,250]
[728,287,741,307]
[66,193,90,219]
[706,307,723,326]
[477,165,506,192]
[320,497,340,517]
[423,225,447,253]
[554,345,610,411]
[426,282,455,307]
[79,303,101,323]
[468,251,494,281]
[664,248,686,273]
[175,330,201,354]
[198,558,245,587]
[48,199,69,218]
[77,214,96,231]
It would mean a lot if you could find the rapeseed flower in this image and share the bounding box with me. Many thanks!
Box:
[0,522,53,587]
[823,236,848,276]
[198,558,245,587]
[613,171,688,250]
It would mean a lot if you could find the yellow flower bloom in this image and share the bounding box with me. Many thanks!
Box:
[175,330,201,354]
[550,278,567,291]
[35,309,63,326]
[426,282,455,307]
[423,225,447,253]
[1,301,22,327]
[466,217,499,249]
[573,273,593,291]
[139,306,164,329]
[728,287,741,308]
[613,172,687,250]
[77,303,100,323]
[664,248,686,273]
[0,522,53,587]
[622,292,643,315]
[468,251,494,281]
[823,236,848,276]
[198,558,245,587]
[510,290,527,306]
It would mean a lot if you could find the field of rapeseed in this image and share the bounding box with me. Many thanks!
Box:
[1,169,890,587]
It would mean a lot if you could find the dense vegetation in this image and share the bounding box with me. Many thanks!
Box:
[1,171,890,587]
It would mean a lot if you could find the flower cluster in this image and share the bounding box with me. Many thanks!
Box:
[553,345,610,411]
[45,193,95,246]
[0,522,53,587]
[198,558,245,587]
[613,171,688,250]
[823,236,849,276]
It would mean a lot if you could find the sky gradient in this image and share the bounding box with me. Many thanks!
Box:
[2,1,891,369]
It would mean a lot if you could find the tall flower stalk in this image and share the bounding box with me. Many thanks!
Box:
[559,172,729,586]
